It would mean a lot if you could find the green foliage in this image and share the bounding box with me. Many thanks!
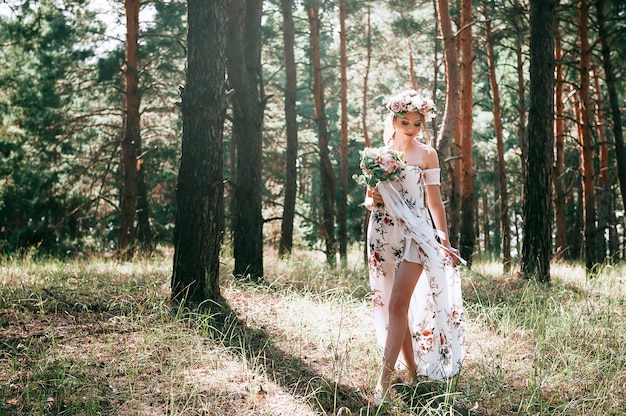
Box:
[0,0,186,255]
[96,48,124,82]
[0,0,624,262]
[0,1,103,255]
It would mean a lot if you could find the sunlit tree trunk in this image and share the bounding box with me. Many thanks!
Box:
[119,0,141,257]
[521,0,555,283]
[307,2,336,266]
[171,0,227,304]
[485,15,511,272]
[227,0,265,280]
[459,0,475,264]
[577,0,598,272]
[279,0,298,258]
[597,0,626,258]
[434,0,460,243]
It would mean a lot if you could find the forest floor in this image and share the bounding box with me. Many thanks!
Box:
[0,248,625,415]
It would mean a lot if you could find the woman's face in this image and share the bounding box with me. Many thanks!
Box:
[393,112,423,140]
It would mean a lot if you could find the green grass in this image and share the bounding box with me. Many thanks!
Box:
[1,249,625,415]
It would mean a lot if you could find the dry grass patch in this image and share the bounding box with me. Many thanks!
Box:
[1,251,625,415]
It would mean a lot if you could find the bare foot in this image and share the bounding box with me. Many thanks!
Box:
[374,384,392,406]
[405,366,418,384]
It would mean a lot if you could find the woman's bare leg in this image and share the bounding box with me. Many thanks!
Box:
[376,260,423,399]
[402,324,418,381]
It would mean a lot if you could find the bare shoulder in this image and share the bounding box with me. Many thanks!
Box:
[415,141,440,169]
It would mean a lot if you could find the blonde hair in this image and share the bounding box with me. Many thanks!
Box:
[383,89,436,146]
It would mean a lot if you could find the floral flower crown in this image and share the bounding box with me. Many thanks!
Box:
[386,91,437,122]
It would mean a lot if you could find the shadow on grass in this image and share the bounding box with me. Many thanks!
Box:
[1,272,477,415]
[196,291,474,416]
[199,297,373,414]
[0,287,119,416]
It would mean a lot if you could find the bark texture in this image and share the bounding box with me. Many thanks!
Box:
[485,16,512,272]
[459,0,475,264]
[597,0,626,250]
[278,0,298,257]
[435,0,460,244]
[171,1,227,303]
[307,2,336,265]
[227,0,265,279]
[119,0,141,256]
[521,0,555,282]
[577,0,598,271]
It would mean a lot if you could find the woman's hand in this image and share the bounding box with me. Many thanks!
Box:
[441,243,462,267]
[367,186,384,207]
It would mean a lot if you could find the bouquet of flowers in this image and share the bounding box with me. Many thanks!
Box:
[353,147,406,187]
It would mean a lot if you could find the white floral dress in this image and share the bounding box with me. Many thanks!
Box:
[367,166,465,380]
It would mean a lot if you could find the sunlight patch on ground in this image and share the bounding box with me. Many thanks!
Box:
[224,282,379,390]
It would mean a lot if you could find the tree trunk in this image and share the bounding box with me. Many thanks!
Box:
[278,0,298,258]
[431,0,439,141]
[493,158,502,254]
[459,0,475,264]
[361,5,372,265]
[485,15,512,272]
[596,0,626,252]
[435,0,460,247]
[482,197,489,253]
[171,0,227,304]
[307,2,336,266]
[513,193,521,256]
[474,201,480,256]
[135,155,152,250]
[593,66,615,261]
[338,0,348,267]
[434,0,460,165]
[449,153,461,248]
[514,0,528,199]
[227,121,237,244]
[569,181,584,259]
[521,0,555,283]
[553,22,568,259]
[227,0,265,280]
[577,0,598,272]
[119,0,141,257]
[362,5,372,148]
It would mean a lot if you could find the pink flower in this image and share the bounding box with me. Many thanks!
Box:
[389,100,404,113]
[385,90,437,121]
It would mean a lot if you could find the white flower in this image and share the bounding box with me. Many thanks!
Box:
[386,90,437,121]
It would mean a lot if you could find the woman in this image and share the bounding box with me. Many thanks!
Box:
[363,89,465,404]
